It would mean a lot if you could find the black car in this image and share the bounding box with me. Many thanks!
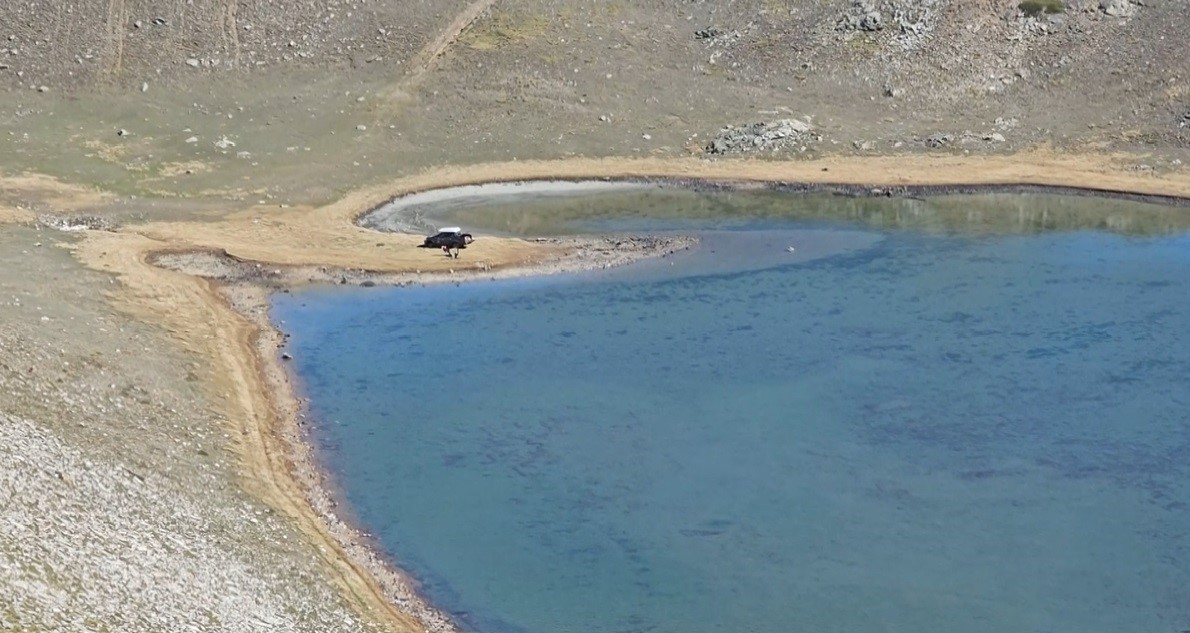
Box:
[420,227,474,253]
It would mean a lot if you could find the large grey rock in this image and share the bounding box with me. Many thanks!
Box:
[925,133,954,148]
[860,11,883,31]
[1100,0,1137,17]
[835,0,941,51]
[706,119,815,155]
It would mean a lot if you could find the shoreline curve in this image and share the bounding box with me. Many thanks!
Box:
[49,153,1190,633]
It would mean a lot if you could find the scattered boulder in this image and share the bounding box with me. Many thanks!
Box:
[836,0,940,51]
[705,119,814,155]
[994,117,1020,131]
[925,133,954,148]
[860,10,883,32]
[37,215,115,232]
[1100,0,1136,17]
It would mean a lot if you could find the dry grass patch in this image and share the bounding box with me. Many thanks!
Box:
[459,11,549,49]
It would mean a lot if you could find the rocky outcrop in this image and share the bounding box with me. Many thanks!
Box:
[1100,0,1137,18]
[706,119,815,155]
[835,0,941,50]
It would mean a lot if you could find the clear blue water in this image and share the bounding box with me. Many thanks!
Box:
[273,218,1190,633]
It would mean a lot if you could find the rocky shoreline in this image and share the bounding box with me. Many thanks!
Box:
[151,231,697,633]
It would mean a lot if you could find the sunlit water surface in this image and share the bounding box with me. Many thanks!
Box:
[276,192,1190,633]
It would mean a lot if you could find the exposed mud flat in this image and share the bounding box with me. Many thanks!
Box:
[152,234,697,288]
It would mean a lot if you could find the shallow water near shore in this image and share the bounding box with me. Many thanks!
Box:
[275,194,1190,633]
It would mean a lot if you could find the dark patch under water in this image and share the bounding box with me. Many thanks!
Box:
[273,221,1190,633]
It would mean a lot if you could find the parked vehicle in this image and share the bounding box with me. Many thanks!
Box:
[420,227,473,257]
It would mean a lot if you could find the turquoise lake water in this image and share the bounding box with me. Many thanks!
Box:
[274,195,1190,633]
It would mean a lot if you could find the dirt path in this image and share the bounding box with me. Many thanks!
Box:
[0,206,32,224]
[103,151,1190,271]
[0,172,111,217]
[225,0,241,68]
[383,0,499,101]
[102,0,127,79]
[69,231,432,633]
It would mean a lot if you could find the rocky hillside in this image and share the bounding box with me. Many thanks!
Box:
[0,0,1185,187]
[0,0,1186,196]
[2,1,1185,124]
[0,0,465,88]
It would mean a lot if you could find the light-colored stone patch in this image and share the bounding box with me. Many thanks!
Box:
[0,414,370,632]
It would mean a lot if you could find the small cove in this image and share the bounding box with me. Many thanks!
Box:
[275,187,1190,633]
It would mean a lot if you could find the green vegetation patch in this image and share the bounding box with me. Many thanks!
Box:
[1019,0,1066,16]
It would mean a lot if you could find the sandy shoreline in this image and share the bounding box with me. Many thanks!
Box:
[14,153,1187,632]
[162,235,696,633]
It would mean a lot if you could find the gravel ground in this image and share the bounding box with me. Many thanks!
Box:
[0,225,388,632]
[0,414,371,632]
